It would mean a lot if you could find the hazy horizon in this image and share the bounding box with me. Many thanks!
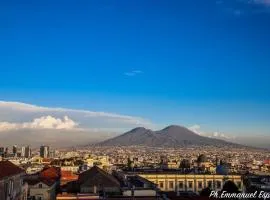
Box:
[0,101,269,149]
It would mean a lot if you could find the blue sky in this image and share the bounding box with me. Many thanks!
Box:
[0,0,270,136]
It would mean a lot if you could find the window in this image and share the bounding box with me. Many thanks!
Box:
[178,181,184,189]
[198,181,203,189]
[188,181,193,188]
[4,182,8,199]
[38,184,42,188]
[169,181,174,189]
[159,181,164,188]
[8,180,14,195]
[216,181,222,189]
[37,196,43,200]
[207,181,212,188]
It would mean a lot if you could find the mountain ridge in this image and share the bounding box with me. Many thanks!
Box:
[97,125,245,148]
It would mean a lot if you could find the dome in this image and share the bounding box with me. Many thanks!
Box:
[216,165,229,175]
[180,159,191,169]
[220,159,227,166]
[197,154,207,163]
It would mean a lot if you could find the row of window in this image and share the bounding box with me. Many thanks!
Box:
[158,180,241,190]
[4,179,14,199]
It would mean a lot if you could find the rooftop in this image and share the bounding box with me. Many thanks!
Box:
[78,166,120,187]
[0,160,24,179]
[124,169,241,176]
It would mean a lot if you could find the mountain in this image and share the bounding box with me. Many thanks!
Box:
[97,125,244,148]
[97,127,164,147]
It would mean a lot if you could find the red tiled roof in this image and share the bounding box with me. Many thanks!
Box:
[107,197,161,200]
[40,166,61,180]
[264,160,270,165]
[0,160,25,179]
[57,193,100,200]
[61,170,78,181]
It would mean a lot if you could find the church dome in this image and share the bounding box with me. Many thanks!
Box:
[180,159,191,169]
[216,165,229,175]
[197,154,207,163]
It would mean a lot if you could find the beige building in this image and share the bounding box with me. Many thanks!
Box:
[138,173,243,194]
[61,166,80,173]
[28,181,57,200]
[0,161,27,200]
[85,155,110,168]
[78,166,121,194]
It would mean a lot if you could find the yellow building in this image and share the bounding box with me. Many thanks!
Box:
[165,161,180,169]
[30,155,43,164]
[85,155,110,168]
[138,173,242,194]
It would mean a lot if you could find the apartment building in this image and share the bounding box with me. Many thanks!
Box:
[138,173,242,194]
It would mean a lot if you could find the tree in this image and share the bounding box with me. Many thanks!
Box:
[200,187,212,197]
[221,180,239,200]
[222,180,239,193]
[179,159,190,170]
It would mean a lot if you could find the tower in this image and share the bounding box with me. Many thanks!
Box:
[12,145,18,156]
[40,145,50,158]
[25,146,31,158]
[21,146,26,157]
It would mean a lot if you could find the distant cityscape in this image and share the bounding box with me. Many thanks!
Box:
[1,141,270,200]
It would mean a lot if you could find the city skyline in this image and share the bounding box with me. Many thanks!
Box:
[1,0,270,147]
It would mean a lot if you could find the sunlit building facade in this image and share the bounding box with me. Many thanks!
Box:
[138,173,243,193]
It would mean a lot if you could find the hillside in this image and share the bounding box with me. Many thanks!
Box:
[97,125,243,148]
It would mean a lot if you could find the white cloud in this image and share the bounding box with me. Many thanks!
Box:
[188,124,235,141]
[188,124,204,135]
[124,70,143,76]
[0,101,153,130]
[0,101,156,146]
[0,115,78,131]
[211,131,236,140]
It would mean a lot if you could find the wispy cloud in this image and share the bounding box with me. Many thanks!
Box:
[216,0,270,16]
[253,0,270,6]
[0,101,154,130]
[216,0,224,5]
[233,9,244,15]
[0,100,155,146]
[124,70,143,76]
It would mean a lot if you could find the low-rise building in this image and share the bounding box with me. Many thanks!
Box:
[136,172,243,194]
[61,166,80,173]
[27,179,57,200]
[244,175,270,192]
[121,175,159,197]
[0,160,27,200]
[56,193,100,200]
[25,166,61,200]
[78,166,121,194]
